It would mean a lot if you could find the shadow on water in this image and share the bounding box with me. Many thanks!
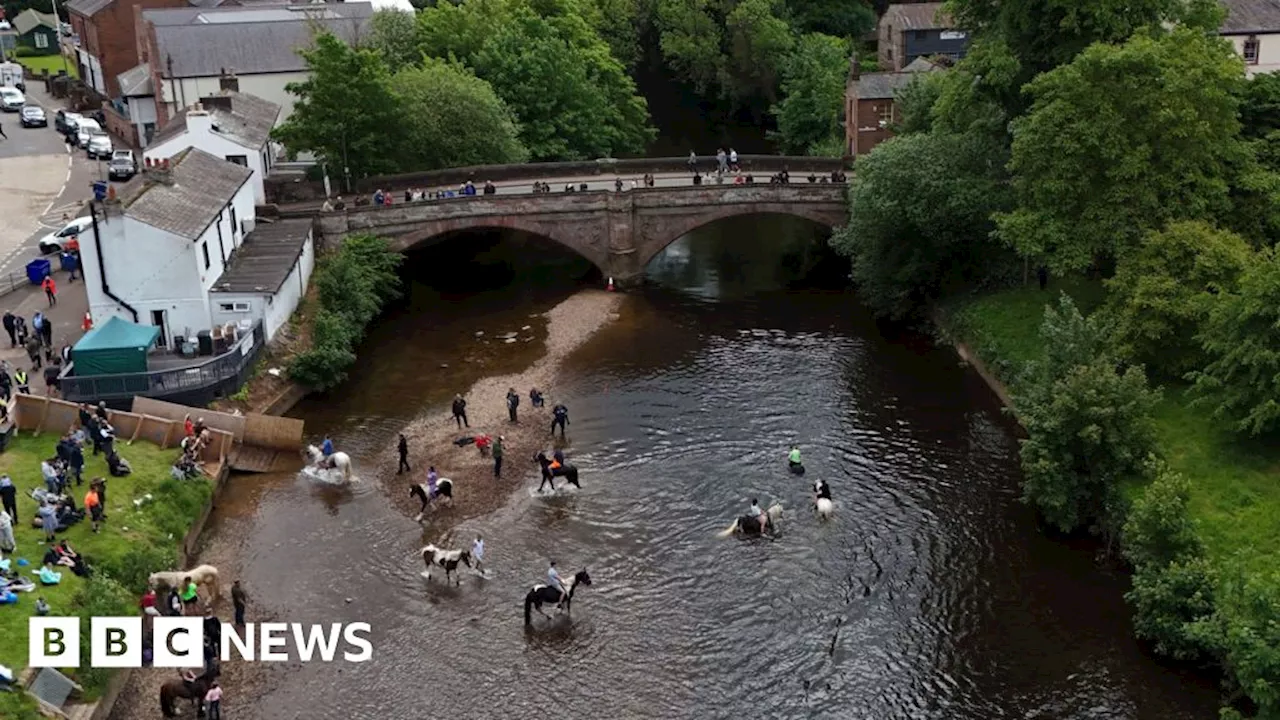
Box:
[206,215,1219,720]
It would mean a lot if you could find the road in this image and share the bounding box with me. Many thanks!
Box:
[0,83,101,283]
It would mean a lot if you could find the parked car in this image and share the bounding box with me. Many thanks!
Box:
[0,88,24,112]
[39,216,93,255]
[107,150,136,180]
[55,109,81,134]
[76,119,101,148]
[86,133,113,160]
[19,105,46,128]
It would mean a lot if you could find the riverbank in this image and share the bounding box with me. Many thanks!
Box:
[937,278,1280,712]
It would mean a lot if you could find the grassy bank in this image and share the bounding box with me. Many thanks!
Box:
[939,278,1280,595]
[17,55,77,79]
[0,433,209,718]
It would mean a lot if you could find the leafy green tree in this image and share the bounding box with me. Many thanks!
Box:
[996,29,1247,274]
[787,0,874,38]
[830,131,1012,320]
[723,0,793,102]
[1127,557,1218,661]
[1240,71,1280,140]
[1189,569,1280,715]
[1122,466,1203,571]
[391,59,528,170]
[891,72,945,136]
[1017,295,1160,533]
[368,9,422,72]
[273,32,404,183]
[770,33,849,154]
[655,0,794,104]
[1191,247,1280,436]
[655,0,726,95]
[1102,221,1251,380]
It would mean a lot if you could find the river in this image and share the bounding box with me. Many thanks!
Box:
[189,216,1219,719]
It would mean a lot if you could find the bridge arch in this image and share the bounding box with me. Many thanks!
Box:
[391,216,610,274]
[633,203,848,270]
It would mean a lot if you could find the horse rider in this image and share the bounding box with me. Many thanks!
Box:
[321,436,334,468]
[788,446,802,467]
[551,403,569,438]
[425,466,439,501]
[547,560,568,609]
[814,479,831,502]
[749,498,767,532]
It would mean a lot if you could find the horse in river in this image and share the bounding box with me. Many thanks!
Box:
[421,544,471,585]
[717,502,785,537]
[160,665,219,717]
[304,444,352,484]
[534,451,580,492]
[409,478,455,520]
[814,479,833,521]
[524,568,592,625]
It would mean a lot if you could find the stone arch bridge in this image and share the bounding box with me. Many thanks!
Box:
[313,184,849,285]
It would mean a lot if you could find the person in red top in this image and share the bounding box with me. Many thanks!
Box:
[139,588,160,617]
[41,275,56,307]
[183,414,194,438]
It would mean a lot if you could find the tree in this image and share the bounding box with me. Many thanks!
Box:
[1191,247,1280,436]
[786,0,874,38]
[770,33,849,154]
[1126,557,1218,661]
[368,9,421,73]
[1017,295,1160,533]
[829,131,1012,320]
[655,0,795,104]
[1102,221,1251,380]
[891,72,945,136]
[1189,569,1280,716]
[1122,466,1203,571]
[390,59,528,170]
[996,29,1247,274]
[1239,71,1280,140]
[272,32,403,183]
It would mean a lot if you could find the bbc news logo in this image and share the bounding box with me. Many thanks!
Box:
[29,618,373,668]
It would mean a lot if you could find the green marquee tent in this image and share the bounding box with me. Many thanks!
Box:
[71,316,160,375]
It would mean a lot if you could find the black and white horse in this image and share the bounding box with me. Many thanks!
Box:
[717,502,784,537]
[421,544,471,585]
[814,479,833,520]
[523,568,592,625]
[409,478,455,520]
[534,452,581,492]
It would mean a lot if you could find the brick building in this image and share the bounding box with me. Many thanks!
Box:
[844,56,947,156]
[66,0,187,97]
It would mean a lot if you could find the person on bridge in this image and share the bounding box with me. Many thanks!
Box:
[729,148,738,171]
[506,388,519,423]
[452,394,469,428]
[687,151,697,174]
[397,433,411,475]
[551,404,569,438]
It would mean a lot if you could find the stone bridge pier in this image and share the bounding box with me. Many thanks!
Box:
[313,184,849,286]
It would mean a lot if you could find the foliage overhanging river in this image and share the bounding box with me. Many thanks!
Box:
[181,216,1220,719]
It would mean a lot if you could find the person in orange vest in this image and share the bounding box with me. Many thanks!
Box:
[81,312,92,332]
[84,481,102,533]
[41,275,56,306]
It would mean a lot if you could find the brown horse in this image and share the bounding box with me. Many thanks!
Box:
[160,665,218,717]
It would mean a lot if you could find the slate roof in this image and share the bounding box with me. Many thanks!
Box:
[143,2,373,78]
[1220,0,1280,33]
[855,69,936,99]
[65,0,113,19]
[117,148,252,241]
[149,90,280,150]
[13,9,57,35]
[211,219,311,294]
[884,3,952,30]
[116,63,152,97]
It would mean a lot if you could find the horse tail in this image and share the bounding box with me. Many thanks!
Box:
[524,592,535,625]
[566,466,580,487]
[716,519,739,538]
[160,685,177,717]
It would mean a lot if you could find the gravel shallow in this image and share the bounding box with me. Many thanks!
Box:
[106,288,624,720]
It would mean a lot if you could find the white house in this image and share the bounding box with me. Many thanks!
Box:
[1221,0,1280,76]
[116,63,158,147]
[79,147,257,348]
[209,219,315,342]
[144,91,281,204]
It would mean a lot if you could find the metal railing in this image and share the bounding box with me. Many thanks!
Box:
[61,322,266,403]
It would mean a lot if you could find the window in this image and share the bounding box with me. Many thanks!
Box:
[878,103,893,128]
[202,241,210,269]
[34,33,49,49]
[226,155,248,166]
[1245,36,1260,65]
[218,302,251,313]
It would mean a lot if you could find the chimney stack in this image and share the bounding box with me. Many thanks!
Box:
[144,155,175,185]
[219,68,238,93]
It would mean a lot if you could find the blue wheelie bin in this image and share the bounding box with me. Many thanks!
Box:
[92,181,108,201]
[25,258,51,285]
[60,252,79,273]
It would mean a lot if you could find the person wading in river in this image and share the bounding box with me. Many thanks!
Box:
[397,434,410,475]
[452,394,469,428]
[492,435,504,479]
[551,403,569,438]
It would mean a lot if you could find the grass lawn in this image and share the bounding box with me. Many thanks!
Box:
[17,54,77,79]
[939,278,1280,579]
[0,432,210,718]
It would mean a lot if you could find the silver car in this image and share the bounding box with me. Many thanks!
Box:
[86,133,113,160]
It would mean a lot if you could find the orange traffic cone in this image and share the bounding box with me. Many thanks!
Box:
[606,277,615,292]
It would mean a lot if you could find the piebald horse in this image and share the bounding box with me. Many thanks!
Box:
[304,444,353,483]
[524,568,592,625]
[814,479,833,520]
[149,564,221,604]
[409,478,455,521]
[717,502,784,537]
[421,544,471,585]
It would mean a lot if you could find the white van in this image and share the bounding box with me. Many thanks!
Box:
[0,62,26,93]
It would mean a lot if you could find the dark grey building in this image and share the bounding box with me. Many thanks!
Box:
[878,3,968,71]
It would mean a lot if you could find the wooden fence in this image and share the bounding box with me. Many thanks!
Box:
[130,397,304,451]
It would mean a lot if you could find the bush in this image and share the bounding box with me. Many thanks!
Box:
[93,543,176,594]
[1017,295,1160,533]
[287,235,401,390]
[72,576,135,694]
[1191,570,1280,716]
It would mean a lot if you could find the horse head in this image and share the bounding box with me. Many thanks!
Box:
[574,568,592,587]
[533,452,548,466]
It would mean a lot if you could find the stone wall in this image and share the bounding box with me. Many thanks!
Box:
[267,155,848,204]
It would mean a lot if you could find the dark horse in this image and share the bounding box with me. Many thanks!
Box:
[524,568,592,625]
[534,452,581,492]
[160,665,219,717]
[409,479,454,518]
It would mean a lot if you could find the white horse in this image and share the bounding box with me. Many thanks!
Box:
[421,544,471,585]
[149,564,221,604]
[814,479,833,521]
[304,444,352,484]
[717,502,784,537]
